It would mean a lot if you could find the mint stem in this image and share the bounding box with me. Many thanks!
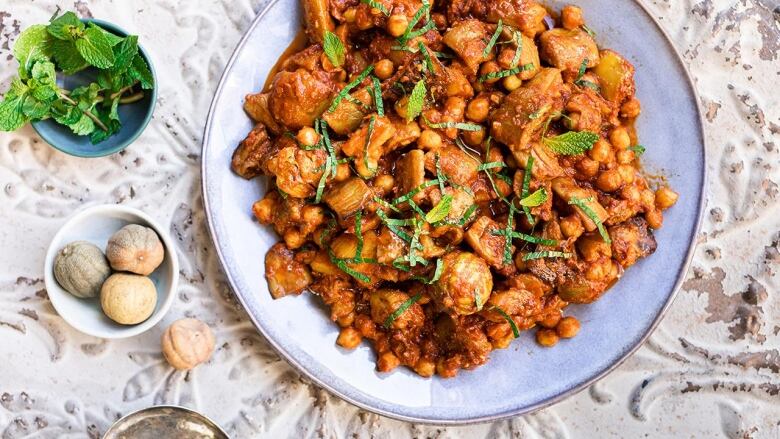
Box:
[57,91,109,132]
[119,91,144,104]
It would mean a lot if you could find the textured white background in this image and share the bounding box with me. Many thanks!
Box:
[0,0,778,437]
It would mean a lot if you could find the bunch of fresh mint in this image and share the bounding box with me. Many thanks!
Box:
[0,11,154,143]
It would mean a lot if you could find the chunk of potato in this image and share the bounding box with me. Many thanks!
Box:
[539,28,599,72]
[593,49,636,106]
[340,116,396,178]
[490,68,565,150]
[324,177,373,218]
[302,0,335,44]
[442,19,493,72]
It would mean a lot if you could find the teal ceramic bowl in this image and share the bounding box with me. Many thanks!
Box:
[31,19,157,158]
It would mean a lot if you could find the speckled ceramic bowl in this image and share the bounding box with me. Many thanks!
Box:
[43,204,178,339]
[201,0,706,424]
[31,19,157,158]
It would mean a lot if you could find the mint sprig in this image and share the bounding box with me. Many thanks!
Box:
[542,131,599,155]
[323,31,345,68]
[0,11,155,143]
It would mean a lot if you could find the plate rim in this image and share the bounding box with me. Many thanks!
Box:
[200,0,708,425]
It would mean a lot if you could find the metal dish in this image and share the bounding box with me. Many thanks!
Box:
[103,405,228,439]
[201,0,706,424]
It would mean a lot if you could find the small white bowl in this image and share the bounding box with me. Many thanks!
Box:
[44,204,178,339]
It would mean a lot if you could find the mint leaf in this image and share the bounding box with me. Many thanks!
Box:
[51,100,82,125]
[50,38,88,74]
[31,60,56,84]
[322,31,345,68]
[628,144,645,155]
[542,131,598,155]
[425,194,453,223]
[14,25,52,78]
[75,26,115,68]
[518,188,547,207]
[89,106,121,144]
[70,83,102,111]
[406,80,426,121]
[47,12,84,40]
[88,22,123,46]
[128,54,154,89]
[22,95,50,119]
[68,112,95,135]
[111,35,139,74]
[108,97,120,121]
[0,94,28,131]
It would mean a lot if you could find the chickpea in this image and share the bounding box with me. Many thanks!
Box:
[496,48,516,69]
[556,316,581,338]
[536,328,559,347]
[502,74,522,91]
[479,61,501,84]
[560,214,584,239]
[646,209,663,229]
[296,126,319,147]
[609,126,631,150]
[564,112,580,131]
[538,311,561,329]
[561,5,585,30]
[302,205,325,226]
[617,164,635,184]
[589,139,612,163]
[620,184,641,203]
[588,260,620,284]
[283,228,305,249]
[436,358,458,378]
[337,312,355,327]
[466,97,490,122]
[373,174,394,193]
[616,149,635,165]
[377,351,401,372]
[320,53,336,71]
[462,127,485,146]
[655,187,679,210]
[336,327,362,349]
[620,98,641,118]
[596,169,622,192]
[418,129,442,150]
[335,162,351,181]
[387,14,408,37]
[431,13,447,29]
[374,58,394,80]
[343,7,357,23]
[413,359,436,377]
[252,197,274,223]
[354,314,377,339]
[394,96,409,119]
[444,96,466,118]
[576,157,600,178]
[640,188,656,210]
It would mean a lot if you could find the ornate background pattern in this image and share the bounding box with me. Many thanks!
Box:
[0,0,777,437]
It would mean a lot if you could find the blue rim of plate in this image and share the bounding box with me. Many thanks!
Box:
[30,18,158,158]
[200,0,707,425]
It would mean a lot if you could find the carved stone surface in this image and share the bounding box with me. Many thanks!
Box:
[0,0,777,437]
